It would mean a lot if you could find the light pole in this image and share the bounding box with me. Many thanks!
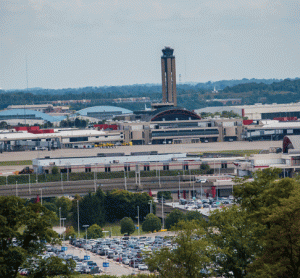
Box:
[61,172,63,191]
[16,181,18,197]
[77,200,80,239]
[137,206,140,237]
[39,188,43,205]
[28,174,31,195]
[193,179,195,200]
[83,225,89,254]
[162,196,164,229]
[148,200,153,214]
[59,207,61,237]
[124,169,127,190]
[61,217,66,241]
[201,182,203,201]
[158,168,161,187]
[94,167,96,192]
[178,174,181,200]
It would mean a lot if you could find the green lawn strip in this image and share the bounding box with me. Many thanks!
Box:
[196,149,261,157]
[1,168,211,186]
[0,160,32,166]
[101,222,148,237]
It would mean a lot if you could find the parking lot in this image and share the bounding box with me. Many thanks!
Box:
[62,234,175,276]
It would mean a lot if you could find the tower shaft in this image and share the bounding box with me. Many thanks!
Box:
[161,47,177,106]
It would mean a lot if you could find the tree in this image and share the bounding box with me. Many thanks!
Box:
[165,209,185,230]
[120,217,135,235]
[51,166,59,175]
[65,226,76,239]
[145,220,212,278]
[55,196,72,219]
[74,189,106,227]
[87,224,103,239]
[233,169,300,278]
[245,180,300,278]
[0,196,59,278]
[207,205,262,278]
[185,210,204,222]
[105,190,153,222]
[157,191,172,200]
[142,213,161,233]
[30,256,75,278]
[200,163,210,171]
[43,201,57,213]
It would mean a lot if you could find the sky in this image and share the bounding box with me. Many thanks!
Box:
[0,0,299,90]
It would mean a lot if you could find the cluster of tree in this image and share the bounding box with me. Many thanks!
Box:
[157,191,172,200]
[200,110,241,119]
[60,117,89,128]
[1,78,288,112]
[223,78,300,94]
[195,78,282,90]
[0,196,74,278]
[69,189,154,229]
[145,168,300,278]
[119,213,162,235]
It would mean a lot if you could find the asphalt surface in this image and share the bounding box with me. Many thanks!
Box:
[0,141,281,163]
[62,241,150,276]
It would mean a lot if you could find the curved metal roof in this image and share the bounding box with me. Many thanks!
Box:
[283,135,300,153]
[151,107,201,121]
[77,106,132,116]
[0,109,66,123]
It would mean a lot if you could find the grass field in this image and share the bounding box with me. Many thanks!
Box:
[102,222,148,237]
[0,160,32,166]
[199,149,261,156]
[71,222,151,239]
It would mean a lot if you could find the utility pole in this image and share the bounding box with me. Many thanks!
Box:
[83,225,89,255]
[162,196,164,229]
[39,188,43,205]
[28,174,31,195]
[94,168,96,192]
[148,200,153,214]
[137,206,140,237]
[178,174,181,199]
[61,218,66,241]
[77,200,80,239]
[124,169,127,190]
[59,207,61,238]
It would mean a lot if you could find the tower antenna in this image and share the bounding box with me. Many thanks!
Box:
[25,55,28,125]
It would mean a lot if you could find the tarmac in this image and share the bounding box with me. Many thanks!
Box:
[0,141,281,162]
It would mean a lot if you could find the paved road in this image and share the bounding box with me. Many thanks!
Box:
[0,141,281,163]
[63,241,149,276]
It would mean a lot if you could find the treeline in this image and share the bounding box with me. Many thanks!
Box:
[223,77,300,94]
[43,189,155,228]
[144,168,300,278]
[0,78,285,111]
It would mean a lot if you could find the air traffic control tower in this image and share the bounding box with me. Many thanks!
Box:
[161,46,177,106]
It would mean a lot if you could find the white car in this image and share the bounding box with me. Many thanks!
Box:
[138,264,148,270]
[196,178,207,183]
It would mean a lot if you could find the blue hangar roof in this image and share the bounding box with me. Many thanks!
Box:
[77,106,133,116]
[0,109,66,123]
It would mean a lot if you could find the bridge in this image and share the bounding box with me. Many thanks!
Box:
[0,175,235,199]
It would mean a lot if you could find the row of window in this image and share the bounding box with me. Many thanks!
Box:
[152,129,219,137]
[58,162,228,173]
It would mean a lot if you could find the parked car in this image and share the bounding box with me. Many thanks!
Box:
[138,264,148,270]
